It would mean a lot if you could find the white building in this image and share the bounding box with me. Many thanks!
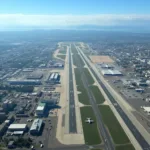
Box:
[8,124,27,131]
[30,119,43,134]
[101,69,123,76]
[36,102,46,116]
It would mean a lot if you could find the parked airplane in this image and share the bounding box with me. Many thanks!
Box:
[85,117,94,124]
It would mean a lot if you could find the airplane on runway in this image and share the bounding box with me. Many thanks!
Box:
[85,117,94,124]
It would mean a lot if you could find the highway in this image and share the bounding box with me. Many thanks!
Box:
[78,47,150,150]
[68,46,77,133]
[74,45,114,150]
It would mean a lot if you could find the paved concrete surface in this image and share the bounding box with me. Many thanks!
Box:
[68,46,77,133]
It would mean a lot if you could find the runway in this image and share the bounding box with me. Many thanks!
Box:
[68,46,77,133]
[74,45,114,150]
[78,48,150,150]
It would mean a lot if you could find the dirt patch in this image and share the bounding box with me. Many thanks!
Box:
[90,55,114,63]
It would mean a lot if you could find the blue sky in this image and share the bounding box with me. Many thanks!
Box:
[1,0,150,14]
[0,0,150,31]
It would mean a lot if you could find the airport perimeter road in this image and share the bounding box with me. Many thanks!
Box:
[68,46,77,133]
[78,48,150,150]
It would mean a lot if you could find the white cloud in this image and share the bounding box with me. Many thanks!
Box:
[0,14,150,29]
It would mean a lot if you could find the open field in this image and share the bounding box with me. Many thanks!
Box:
[91,149,102,150]
[90,86,105,104]
[99,105,130,144]
[74,68,90,105]
[80,106,102,145]
[71,44,78,54]
[115,144,135,150]
[71,43,84,67]
[59,50,66,54]
[57,55,66,60]
[74,68,81,85]
[83,68,95,85]
[78,84,90,105]
[72,53,85,67]
[90,55,114,63]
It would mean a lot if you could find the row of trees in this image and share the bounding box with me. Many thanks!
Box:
[2,137,33,148]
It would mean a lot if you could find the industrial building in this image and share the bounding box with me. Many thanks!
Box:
[30,119,43,135]
[0,113,6,123]
[99,63,114,69]
[41,96,57,106]
[22,68,34,72]
[8,124,27,132]
[2,100,15,111]
[141,106,150,115]
[135,88,144,92]
[47,73,60,83]
[101,69,123,76]
[49,62,64,68]
[36,102,46,116]
[27,72,43,80]
[0,122,7,136]
[7,79,41,85]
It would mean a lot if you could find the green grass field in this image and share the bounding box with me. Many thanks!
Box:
[74,68,81,85]
[72,53,85,67]
[57,55,66,60]
[90,86,105,104]
[90,149,102,150]
[99,105,130,144]
[83,68,95,85]
[78,84,90,105]
[71,44,78,54]
[80,106,101,145]
[71,43,85,67]
[74,68,90,105]
[115,144,135,150]
[59,50,66,54]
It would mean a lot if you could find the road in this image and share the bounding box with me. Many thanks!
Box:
[74,44,114,150]
[78,46,150,150]
[68,45,77,133]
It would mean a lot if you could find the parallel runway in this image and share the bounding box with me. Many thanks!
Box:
[81,73,114,150]
[79,48,150,150]
[68,46,77,133]
[74,45,114,150]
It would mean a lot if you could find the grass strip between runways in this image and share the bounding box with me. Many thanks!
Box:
[99,105,130,144]
[80,106,102,145]
[90,85,105,104]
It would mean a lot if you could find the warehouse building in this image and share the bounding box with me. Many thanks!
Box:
[27,72,43,80]
[8,124,27,132]
[41,96,57,106]
[99,63,114,69]
[30,119,43,135]
[135,88,144,93]
[47,72,60,83]
[7,79,41,85]
[101,69,123,76]
[36,102,46,116]
[141,106,150,115]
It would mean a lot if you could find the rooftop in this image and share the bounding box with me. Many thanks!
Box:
[8,124,27,129]
[30,119,43,131]
[36,102,46,111]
